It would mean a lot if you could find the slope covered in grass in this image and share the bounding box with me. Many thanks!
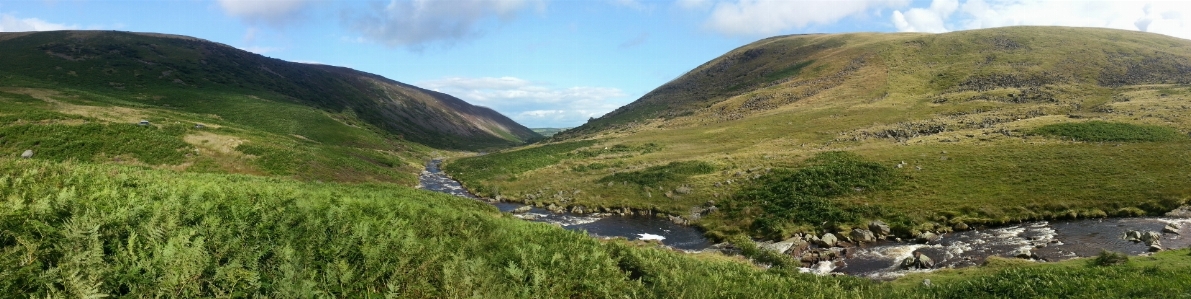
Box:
[0,30,540,150]
[3,158,1190,297]
[447,27,1191,239]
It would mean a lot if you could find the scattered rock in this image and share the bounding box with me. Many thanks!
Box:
[1124,230,1142,242]
[900,251,935,269]
[953,222,969,231]
[570,206,585,214]
[850,228,876,244]
[1149,244,1163,252]
[818,233,839,247]
[511,206,532,214]
[1163,223,1180,234]
[1166,205,1191,218]
[916,232,940,244]
[1140,231,1162,246]
[1012,248,1037,259]
[869,220,891,236]
[20,150,33,159]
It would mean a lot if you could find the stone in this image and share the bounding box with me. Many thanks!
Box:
[1166,205,1191,218]
[869,220,891,236]
[916,232,940,244]
[900,257,917,269]
[1140,231,1162,246]
[760,238,797,254]
[1124,230,1141,242]
[914,252,935,269]
[923,279,932,287]
[850,228,876,243]
[1149,244,1163,252]
[1163,223,1180,234]
[953,222,969,231]
[20,150,33,159]
[570,206,585,214]
[1012,248,1036,259]
[818,233,839,247]
[511,206,532,214]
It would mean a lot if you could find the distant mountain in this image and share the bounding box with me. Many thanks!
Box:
[531,127,571,137]
[0,30,540,150]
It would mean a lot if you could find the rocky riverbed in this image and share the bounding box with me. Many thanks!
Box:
[420,160,1189,279]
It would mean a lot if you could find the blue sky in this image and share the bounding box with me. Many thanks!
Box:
[2,0,1190,128]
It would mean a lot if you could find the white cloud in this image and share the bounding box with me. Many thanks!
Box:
[419,76,628,127]
[344,0,545,51]
[891,0,1191,40]
[705,0,909,36]
[892,0,958,33]
[0,13,77,32]
[217,0,311,26]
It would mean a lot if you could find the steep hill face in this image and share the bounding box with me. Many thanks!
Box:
[451,27,1191,240]
[557,27,1191,139]
[0,30,540,150]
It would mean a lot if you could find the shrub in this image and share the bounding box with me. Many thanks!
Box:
[1030,121,1183,142]
[1091,250,1129,266]
[597,161,715,186]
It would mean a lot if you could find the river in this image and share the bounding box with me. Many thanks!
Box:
[419,160,1189,279]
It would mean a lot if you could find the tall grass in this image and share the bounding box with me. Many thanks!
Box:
[1031,121,1185,142]
[1,158,1189,297]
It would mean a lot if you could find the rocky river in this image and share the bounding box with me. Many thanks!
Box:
[419,160,1189,279]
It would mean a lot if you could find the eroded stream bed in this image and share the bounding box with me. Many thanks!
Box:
[419,160,1188,279]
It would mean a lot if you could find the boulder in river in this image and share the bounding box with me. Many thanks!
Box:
[900,251,935,269]
[1124,230,1142,242]
[20,150,33,159]
[818,233,839,247]
[1012,248,1038,260]
[1163,223,1180,234]
[1140,231,1162,246]
[850,228,876,244]
[511,206,532,214]
[1149,244,1163,252]
[869,220,891,236]
[916,232,940,244]
[953,222,969,231]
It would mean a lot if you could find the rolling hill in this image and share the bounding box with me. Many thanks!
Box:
[0,30,543,185]
[0,30,540,151]
[448,26,1191,239]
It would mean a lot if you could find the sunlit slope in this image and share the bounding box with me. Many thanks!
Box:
[0,30,540,150]
[452,27,1191,238]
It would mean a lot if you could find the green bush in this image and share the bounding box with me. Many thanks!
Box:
[0,123,190,164]
[723,151,900,238]
[445,140,597,183]
[1091,250,1129,267]
[597,161,715,186]
[1031,121,1184,142]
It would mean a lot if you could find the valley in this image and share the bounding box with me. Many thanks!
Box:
[1,26,1190,297]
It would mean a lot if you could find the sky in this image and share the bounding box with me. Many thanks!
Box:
[2,0,1190,128]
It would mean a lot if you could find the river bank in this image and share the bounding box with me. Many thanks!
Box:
[421,159,1189,279]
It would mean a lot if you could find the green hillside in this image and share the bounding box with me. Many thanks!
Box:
[448,27,1191,239]
[3,158,1190,297]
[0,31,541,151]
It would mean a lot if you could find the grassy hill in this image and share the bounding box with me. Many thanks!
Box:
[0,27,1189,297]
[531,127,572,137]
[447,27,1191,240]
[0,30,541,151]
[3,158,1190,297]
[0,30,547,185]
